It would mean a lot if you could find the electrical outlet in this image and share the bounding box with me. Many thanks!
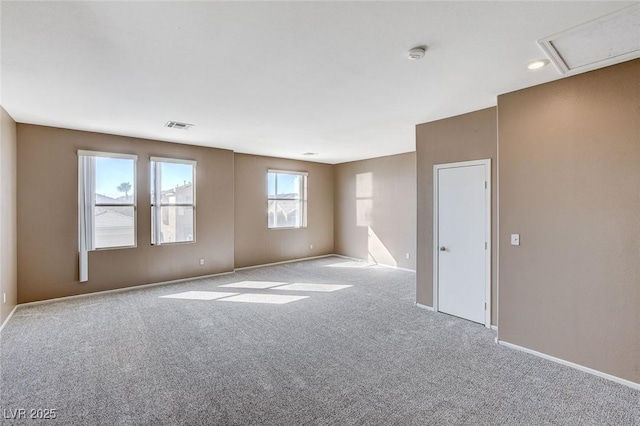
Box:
[310,244,313,250]
[511,234,520,246]
[405,253,410,259]
[199,258,205,266]
[2,293,5,304]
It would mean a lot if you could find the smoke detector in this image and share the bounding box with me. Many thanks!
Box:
[165,121,194,130]
[408,46,427,60]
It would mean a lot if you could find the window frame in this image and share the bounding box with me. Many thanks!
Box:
[267,169,308,230]
[78,150,137,283]
[150,156,197,245]
[78,150,138,252]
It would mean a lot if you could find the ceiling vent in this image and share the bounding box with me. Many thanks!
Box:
[165,121,194,130]
[538,4,640,74]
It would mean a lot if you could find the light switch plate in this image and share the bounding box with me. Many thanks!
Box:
[511,234,520,246]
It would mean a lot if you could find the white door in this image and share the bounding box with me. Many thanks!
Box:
[434,160,490,326]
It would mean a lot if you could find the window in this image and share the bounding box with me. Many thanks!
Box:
[151,157,196,245]
[78,150,137,281]
[267,170,307,229]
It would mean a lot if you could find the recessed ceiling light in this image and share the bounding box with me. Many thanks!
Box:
[527,59,550,70]
[408,46,427,60]
[303,152,318,156]
[165,121,194,130]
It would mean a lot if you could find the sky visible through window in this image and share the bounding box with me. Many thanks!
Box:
[268,172,300,197]
[96,158,193,199]
[95,157,134,199]
[159,162,193,192]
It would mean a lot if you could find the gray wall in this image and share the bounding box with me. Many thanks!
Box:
[334,152,416,270]
[234,153,334,268]
[0,107,18,324]
[498,59,640,383]
[416,108,497,324]
[17,124,235,303]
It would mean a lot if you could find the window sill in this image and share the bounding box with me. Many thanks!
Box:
[151,240,196,246]
[268,227,307,230]
[94,244,137,251]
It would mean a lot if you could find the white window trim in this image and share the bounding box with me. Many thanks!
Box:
[150,157,197,246]
[78,150,137,282]
[78,150,138,160]
[150,156,197,166]
[267,170,308,230]
[267,169,309,176]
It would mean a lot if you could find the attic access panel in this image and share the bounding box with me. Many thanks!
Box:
[539,4,640,74]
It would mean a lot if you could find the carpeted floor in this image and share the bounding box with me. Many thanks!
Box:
[1,256,638,425]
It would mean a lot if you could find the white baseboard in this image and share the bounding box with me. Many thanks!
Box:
[234,254,335,271]
[415,303,434,311]
[415,304,497,330]
[17,270,236,309]
[381,265,416,273]
[21,256,339,309]
[5,253,413,330]
[332,254,416,273]
[331,254,357,260]
[498,340,640,391]
[0,305,18,333]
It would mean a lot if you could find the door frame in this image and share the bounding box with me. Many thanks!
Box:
[433,159,491,328]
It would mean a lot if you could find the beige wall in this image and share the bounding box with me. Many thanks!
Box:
[416,108,497,324]
[334,152,416,270]
[0,107,18,324]
[498,59,640,383]
[234,153,333,268]
[17,124,235,303]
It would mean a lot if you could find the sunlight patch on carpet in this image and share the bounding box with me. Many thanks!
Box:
[160,291,238,301]
[218,294,309,304]
[219,281,288,289]
[324,261,375,268]
[272,283,352,292]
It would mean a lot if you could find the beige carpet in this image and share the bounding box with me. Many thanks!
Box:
[1,256,638,425]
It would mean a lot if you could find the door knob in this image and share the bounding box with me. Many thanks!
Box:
[440,246,446,252]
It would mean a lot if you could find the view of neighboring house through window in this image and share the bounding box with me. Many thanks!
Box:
[267,170,307,229]
[151,157,196,245]
[78,151,137,282]
[79,151,137,250]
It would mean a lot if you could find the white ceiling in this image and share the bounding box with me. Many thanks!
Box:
[1,1,636,164]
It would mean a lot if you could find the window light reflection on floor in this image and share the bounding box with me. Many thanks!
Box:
[324,261,376,268]
[160,281,351,305]
[218,294,309,304]
[271,283,352,292]
[219,281,287,289]
[160,291,238,301]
